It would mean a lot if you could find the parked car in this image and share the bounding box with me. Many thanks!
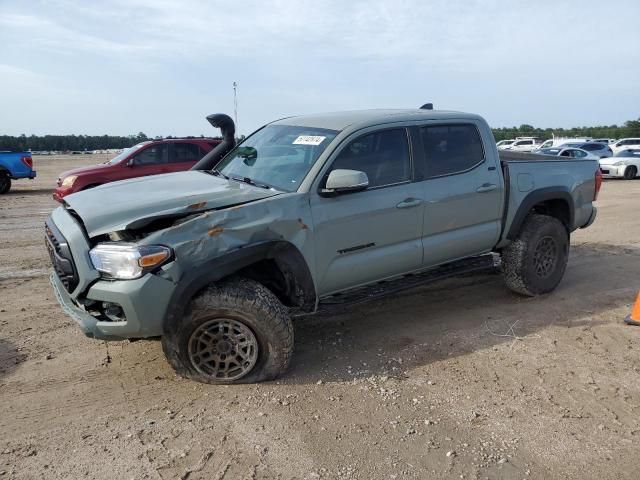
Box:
[538,137,592,149]
[53,137,221,201]
[592,138,616,144]
[599,149,640,179]
[46,108,600,384]
[503,137,541,152]
[610,138,640,155]
[496,139,515,149]
[572,142,613,158]
[535,147,600,160]
[0,151,36,194]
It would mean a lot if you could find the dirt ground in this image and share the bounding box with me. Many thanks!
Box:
[1,155,639,480]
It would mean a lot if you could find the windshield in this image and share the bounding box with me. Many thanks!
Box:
[104,143,149,165]
[216,125,339,192]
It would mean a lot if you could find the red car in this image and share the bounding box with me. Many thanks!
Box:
[53,137,221,202]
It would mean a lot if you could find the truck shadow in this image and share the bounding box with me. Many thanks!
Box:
[3,188,55,196]
[285,243,638,384]
[0,338,26,380]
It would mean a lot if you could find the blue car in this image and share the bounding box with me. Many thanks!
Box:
[0,151,37,193]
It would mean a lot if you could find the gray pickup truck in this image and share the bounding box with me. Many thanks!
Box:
[46,108,600,384]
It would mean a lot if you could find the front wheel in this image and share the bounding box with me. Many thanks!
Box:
[161,277,294,384]
[0,173,11,194]
[624,166,637,180]
[502,214,569,296]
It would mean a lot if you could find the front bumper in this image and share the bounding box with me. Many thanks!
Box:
[50,269,175,341]
[50,273,118,340]
[599,166,624,178]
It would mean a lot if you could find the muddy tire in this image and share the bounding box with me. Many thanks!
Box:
[624,166,637,180]
[161,277,293,384]
[0,173,11,194]
[502,214,569,296]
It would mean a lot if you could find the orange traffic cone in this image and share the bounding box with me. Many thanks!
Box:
[625,291,640,326]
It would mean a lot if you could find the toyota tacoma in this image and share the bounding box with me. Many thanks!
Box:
[46,108,600,384]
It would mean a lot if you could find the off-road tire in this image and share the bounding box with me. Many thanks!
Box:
[161,277,293,384]
[0,173,11,194]
[624,166,637,180]
[502,214,569,296]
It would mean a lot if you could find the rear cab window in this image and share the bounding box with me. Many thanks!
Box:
[419,124,485,177]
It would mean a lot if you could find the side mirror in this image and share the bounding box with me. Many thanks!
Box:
[126,159,135,167]
[321,169,369,196]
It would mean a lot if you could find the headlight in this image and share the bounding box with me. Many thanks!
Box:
[613,160,629,166]
[89,243,172,280]
[61,175,77,188]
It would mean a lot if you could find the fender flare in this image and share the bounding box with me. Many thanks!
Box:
[507,187,574,240]
[163,240,316,334]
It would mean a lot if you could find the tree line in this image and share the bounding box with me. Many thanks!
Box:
[492,118,640,141]
[1,118,639,151]
[0,132,151,152]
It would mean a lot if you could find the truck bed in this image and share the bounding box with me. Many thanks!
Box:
[497,150,599,248]
[499,151,582,162]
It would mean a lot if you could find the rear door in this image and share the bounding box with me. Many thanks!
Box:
[310,127,424,296]
[166,142,206,173]
[417,123,503,266]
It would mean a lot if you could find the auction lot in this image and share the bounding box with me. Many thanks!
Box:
[1,155,639,479]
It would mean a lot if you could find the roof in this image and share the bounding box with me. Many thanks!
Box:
[270,109,482,131]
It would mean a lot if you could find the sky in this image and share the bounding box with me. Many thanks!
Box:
[1,0,639,137]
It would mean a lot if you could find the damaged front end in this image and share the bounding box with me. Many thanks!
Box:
[48,176,317,340]
[47,112,319,340]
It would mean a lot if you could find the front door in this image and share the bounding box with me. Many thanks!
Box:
[310,128,424,296]
[124,143,169,179]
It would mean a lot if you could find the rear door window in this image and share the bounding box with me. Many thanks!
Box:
[131,144,168,166]
[171,143,203,163]
[420,124,485,177]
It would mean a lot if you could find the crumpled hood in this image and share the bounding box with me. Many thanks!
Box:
[64,171,280,237]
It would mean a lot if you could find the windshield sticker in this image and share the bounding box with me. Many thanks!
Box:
[293,135,326,146]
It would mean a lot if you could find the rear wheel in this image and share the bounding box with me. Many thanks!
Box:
[0,173,11,194]
[624,166,637,180]
[502,214,569,296]
[161,277,294,384]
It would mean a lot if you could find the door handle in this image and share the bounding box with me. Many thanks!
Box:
[476,184,497,193]
[396,198,423,209]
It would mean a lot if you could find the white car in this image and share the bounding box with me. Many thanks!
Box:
[536,147,600,160]
[610,138,640,155]
[538,137,592,149]
[496,139,515,150]
[599,149,640,180]
[505,138,541,152]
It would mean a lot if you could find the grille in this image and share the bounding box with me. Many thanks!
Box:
[45,219,79,292]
